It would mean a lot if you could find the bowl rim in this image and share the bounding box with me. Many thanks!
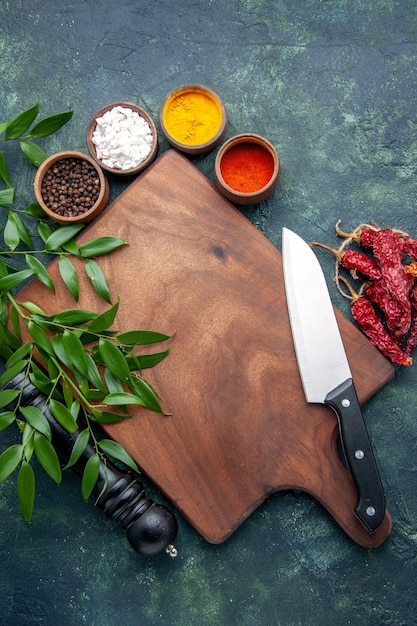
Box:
[159,83,227,154]
[34,150,110,224]
[214,132,280,198]
[85,101,158,176]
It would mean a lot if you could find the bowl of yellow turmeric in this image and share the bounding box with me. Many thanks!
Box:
[159,84,227,155]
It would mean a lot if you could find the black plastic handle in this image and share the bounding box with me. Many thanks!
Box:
[2,373,178,557]
[325,378,385,533]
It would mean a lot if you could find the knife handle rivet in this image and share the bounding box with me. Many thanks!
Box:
[366,506,376,517]
[342,398,350,408]
[355,449,365,460]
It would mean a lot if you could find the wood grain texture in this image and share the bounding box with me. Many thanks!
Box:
[18,150,394,547]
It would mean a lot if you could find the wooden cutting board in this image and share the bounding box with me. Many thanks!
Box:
[19,150,394,547]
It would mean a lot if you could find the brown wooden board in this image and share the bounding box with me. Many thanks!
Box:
[18,150,394,547]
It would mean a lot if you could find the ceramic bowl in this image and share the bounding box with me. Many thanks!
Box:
[86,101,158,176]
[34,150,110,224]
[160,84,227,155]
[214,133,280,205]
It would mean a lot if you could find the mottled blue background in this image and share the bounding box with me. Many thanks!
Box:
[1,1,416,624]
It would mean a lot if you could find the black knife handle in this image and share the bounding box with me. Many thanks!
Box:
[2,373,178,557]
[325,378,385,533]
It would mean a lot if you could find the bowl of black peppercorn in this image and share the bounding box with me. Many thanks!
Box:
[34,150,110,224]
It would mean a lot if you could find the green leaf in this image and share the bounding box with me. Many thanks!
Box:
[4,213,20,250]
[21,301,47,315]
[98,338,131,382]
[62,382,74,410]
[0,188,15,205]
[104,368,124,394]
[24,201,45,217]
[4,102,39,139]
[27,320,53,355]
[88,300,119,333]
[20,405,51,440]
[94,411,130,424]
[117,330,170,346]
[0,151,12,187]
[84,258,111,304]
[6,342,32,368]
[37,221,53,243]
[17,461,35,523]
[19,140,48,167]
[49,399,78,434]
[0,269,34,292]
[52,308,97,326]
[0,388,20,408]
[130,376,164,413]
[98,439,139,473]
[69,400,81,421]
[52,334,73,369]
[0,444,24,482]
[81,453,100,501]
[0,359,28,386]
[0,411,15,432]
[0,258,8,279]
[45,224,84,250]
[62,329,89,377]
[34,432,62,484]
[47,358,60,380]
[0,324,20,352]
[22,422,35,452]
[25,254,55,291]
[84,352,104,390]
[128,348,170,370]
[28,110,73,138]
[61,238,80,256]
[63,428,89,470]
[28,362,54,394]
[11,211,32,247]
[103,391,147,407]
[58,255,79,301]
[78,237,127,258]
[10,304,22,341]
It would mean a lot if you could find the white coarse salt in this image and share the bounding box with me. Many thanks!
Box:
[92,106,153,170]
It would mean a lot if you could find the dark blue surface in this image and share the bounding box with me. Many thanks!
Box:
[1,1,417,624]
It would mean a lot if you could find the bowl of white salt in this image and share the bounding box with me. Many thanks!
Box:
[86,101,158,176]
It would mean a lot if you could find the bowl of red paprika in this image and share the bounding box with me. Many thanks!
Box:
[214,133,280,205]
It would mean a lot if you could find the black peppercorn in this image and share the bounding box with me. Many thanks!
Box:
[40,158,101,217]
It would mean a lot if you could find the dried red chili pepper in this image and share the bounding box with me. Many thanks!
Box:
[402,236,417,259]
[339,276,412,366]
[365,280,405,339]
[310,242,382,281]
[372,229,411,335]
[404,283,417,357]
[352,295,412,365]
[365,269,415,339]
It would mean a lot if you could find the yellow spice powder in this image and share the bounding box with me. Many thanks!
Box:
[163,89,223,146]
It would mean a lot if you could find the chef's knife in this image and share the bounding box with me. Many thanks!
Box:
[282,227,385,533]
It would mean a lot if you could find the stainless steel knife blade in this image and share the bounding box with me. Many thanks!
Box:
[282,226,386,533]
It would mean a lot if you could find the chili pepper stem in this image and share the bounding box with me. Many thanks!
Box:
[335,220,382,243]
[309,240,343,260]
[337,275,358,301]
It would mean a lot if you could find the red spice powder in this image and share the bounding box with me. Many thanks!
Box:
[220,142,274,193]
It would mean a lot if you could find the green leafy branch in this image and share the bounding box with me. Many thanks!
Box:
[0,104,172,522]
[0,102,73,207]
